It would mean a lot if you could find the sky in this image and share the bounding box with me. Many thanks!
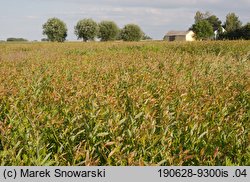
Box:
[0,0,249,41]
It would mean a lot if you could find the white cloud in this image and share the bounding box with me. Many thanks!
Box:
[0,0,249,40]
[26,16,39,19]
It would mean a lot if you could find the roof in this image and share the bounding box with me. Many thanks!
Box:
[166,31,192,36]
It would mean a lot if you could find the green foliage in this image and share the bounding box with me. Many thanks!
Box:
[224,13,242,32]
[98,21,119,41]
[120,24,143,41]
[193,11,222,31]
[41,38,49,42]
[192,12,246,40]
[194,11,211,23]
[194,11,204,23]
[241,23,250,40]
[206,15,222,31]
[42,18,67,42]
[115,29,123,40]
[0,41,249,166]
[7,38,28,42]
[192,20,214,40]
[75,19,98,41]
[220,23,250,40]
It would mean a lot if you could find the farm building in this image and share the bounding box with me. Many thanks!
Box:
[164,30,195,41]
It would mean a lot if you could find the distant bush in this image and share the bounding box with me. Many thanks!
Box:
[41,38,49,42]
[7,38,28,42]
[98,21,119,41]
[120,24,143,41]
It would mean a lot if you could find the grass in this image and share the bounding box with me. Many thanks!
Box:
[0,41,249,166]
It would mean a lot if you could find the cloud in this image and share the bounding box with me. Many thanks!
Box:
[26,16,39,20]
[0,0,249,40]
[34,0,250,10]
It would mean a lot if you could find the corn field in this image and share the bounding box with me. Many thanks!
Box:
[0,41,249,166]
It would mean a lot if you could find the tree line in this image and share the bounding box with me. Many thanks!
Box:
[5,38,28,42]
[2,13,248,42]
[42,18,151,42]
[190,11,250,40]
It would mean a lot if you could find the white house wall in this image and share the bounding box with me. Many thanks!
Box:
[186,32,195,41]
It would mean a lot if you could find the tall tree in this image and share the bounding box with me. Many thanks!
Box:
[191,11,223,40]
[194,11,203,23]
[194,11,211,23]
[194,11,222,31]
[206,15,222,31]
[75,19,98,41]
[42,18,67,42]
[192,20,214,40]
[120,24,143,41]
[224,13,242,32]
[98,21,119,41]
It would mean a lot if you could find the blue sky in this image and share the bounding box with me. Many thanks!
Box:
[0,0,249,40]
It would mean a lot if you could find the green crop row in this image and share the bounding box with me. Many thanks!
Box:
[0,41,249,165]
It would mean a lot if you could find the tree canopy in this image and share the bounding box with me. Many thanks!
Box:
[206,15,222,31]
[192,11,249,40]
[193,11,222,31]
[224,13,242,32]
[42,18,67,42]
[7,38,28,42]
[74,19,98,41]
[220,22,250,40]
[194,11,211,23]
[192,20,214,40]
[98,21,119,41]
[120,24,143,41]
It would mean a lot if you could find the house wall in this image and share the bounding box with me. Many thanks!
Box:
[164,31,195,41]
[172,35,186,41]
[176,35,186,41]
[168,36,176,41]
[186,32,195,41]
